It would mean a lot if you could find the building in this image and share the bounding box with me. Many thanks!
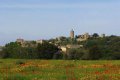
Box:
[101,34,105,38]
[16,38,24,46]
[66,44,82,49]
[16,38,44,47]
[59,44,83,53]
[60,46,67,53]
[36,40,44,44]
[70,29,74,39]
[77,33,90,41]
[57,36,66,41]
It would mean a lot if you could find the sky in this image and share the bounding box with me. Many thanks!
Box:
[0,0,120,46]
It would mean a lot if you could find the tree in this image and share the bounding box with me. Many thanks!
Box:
[37,42,59,59]
[111,52,120,60]
[66,48,87,60]
[92,33,99,38]
[4,42,21,58]
[85,40,97,49]
[2,42,38,59]
[53,51,63,59]
[67,49,77,60]
[89,45,102,60]
[0,50,6,58]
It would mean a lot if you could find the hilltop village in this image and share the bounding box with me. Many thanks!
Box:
[16,29,105,53]
[0,29,120,60]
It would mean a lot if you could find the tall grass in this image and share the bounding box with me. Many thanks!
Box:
[0,59,119,80]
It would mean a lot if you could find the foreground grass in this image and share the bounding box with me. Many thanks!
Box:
[0,59,120,80]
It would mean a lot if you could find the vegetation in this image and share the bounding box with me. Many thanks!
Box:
[0,35,119,79]
[0,34,120,60]
[37,42,60,59]
[0,59,120,80]
[0,41,60,59]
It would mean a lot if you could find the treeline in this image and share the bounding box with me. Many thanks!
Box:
[0,41,62,59]
[0,35,120,60]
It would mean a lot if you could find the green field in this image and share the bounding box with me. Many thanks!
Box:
[0,59,120,80]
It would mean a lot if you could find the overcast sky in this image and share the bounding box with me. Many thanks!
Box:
[0,0,120,45]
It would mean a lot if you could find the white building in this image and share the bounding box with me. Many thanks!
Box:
[36,40,44,44]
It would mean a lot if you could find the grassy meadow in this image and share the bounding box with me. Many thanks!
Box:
[0,59,120,80]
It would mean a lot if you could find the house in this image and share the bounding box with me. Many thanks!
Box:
[16,38,44,47]
[59,44,83,53]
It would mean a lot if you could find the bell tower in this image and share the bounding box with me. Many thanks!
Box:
[70,29,74,39]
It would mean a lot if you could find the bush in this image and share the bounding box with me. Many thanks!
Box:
[66,48,88,60]
[53,52,63,59]
[89,45,102,60]
[111,52,120,60]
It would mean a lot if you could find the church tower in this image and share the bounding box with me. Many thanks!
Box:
[70,29,74,39]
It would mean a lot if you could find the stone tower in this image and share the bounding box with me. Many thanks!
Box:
[70,29,74,39]
[84,33,89,39]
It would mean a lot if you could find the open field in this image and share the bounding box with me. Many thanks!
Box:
[0,59,120,80]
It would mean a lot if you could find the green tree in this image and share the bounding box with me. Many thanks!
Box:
[3,42,38,59]
[92,33,99,38]
[66,48,88,60]
[37,42,59,59]
[89,45,102,60]
[4,42,21,58]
